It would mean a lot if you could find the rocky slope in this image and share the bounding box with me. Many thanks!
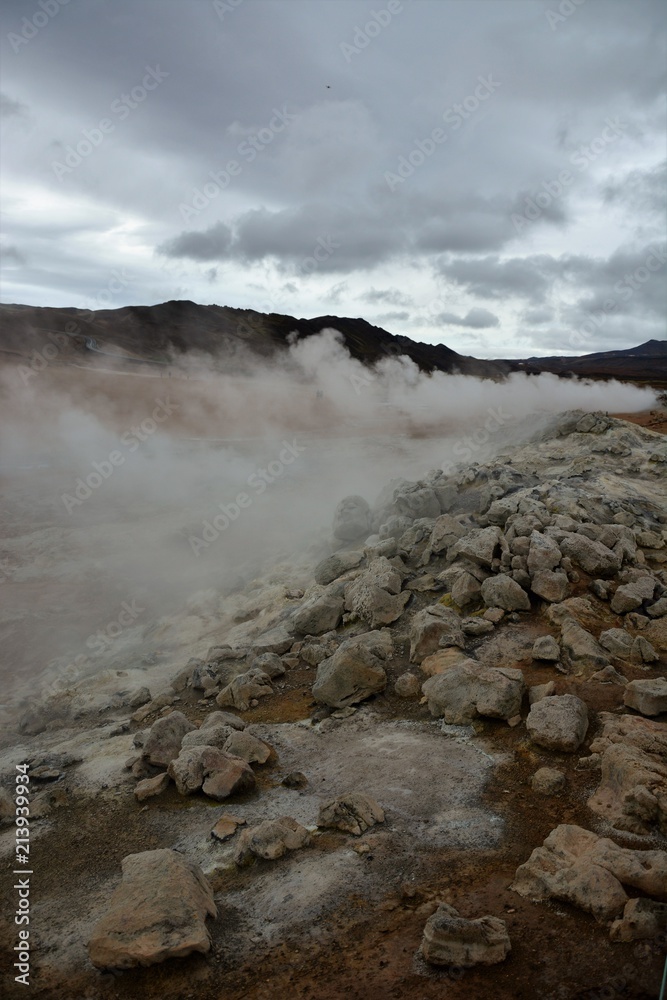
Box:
[1,408,666,999]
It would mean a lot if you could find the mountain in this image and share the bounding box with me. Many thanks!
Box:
[0,300,665,384]
[0,300,507,378]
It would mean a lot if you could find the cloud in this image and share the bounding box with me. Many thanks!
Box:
[436,307,500,329]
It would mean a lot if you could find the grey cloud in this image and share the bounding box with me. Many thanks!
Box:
[437,307,500,329]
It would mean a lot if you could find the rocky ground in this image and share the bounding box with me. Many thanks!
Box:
[1,407,666,1000]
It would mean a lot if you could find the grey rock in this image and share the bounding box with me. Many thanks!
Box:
[624,678,667,716]
[409,604,465,663]
[312,630,392,709]
[532,635,560,662]
[531,767,565,795]
[292,591,345,635]
[333,495,371,541]
[142,712,196,768]
[314,550,364,585]
[88,849,216,969]
[527,530,562,575]
[234,816,310,865]
[420,903,511,968]
[481,574,531,612]
[526,694,589,752]
[317,792,385,835]
[531,570,570,603]
[216,668,273,711]
[560,533,621,577]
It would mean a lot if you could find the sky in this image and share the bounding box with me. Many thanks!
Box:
[0,0,665,358]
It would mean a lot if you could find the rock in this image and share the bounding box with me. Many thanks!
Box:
[249,652,286,678]
[134,772,171,802]
[281,771,308,789]
[168,746,256,799]
[314,550,364,585]
[511,824,667,921]
[211,814,246,842]
[590,665,628,685]
[422,662,525,725]
[333,495,371,541]
[532,635,560,662]
[610,898,667,942]
[647,597,667,618]
[531,570,570,603]
[451,571,482,608]
[624,678,667,716]
[531,767,565,795]
[420,903,511,967]
[394,672,421,697]
[560,620,609,671]
[611,578,657,614]
[409,604,465,663]
[293,591,345,635]
[318,792,385,835]
[429,514,467,555]
[483,607,505,623]
[529,681,556,704]
[526,694,588,752]
[587,742,667,836]
[481,574,530,612]
[631,635,659,663]
[450,526,506,568]
[88,849,216,969]
[201,710,245,731]
[559,534,621,577]
[142,711,196,768]
[392,484,441,521]
[461,617,494,636]
[234,816,311,865]
[598,628,633,657]
[344,567,410,628]
[223,730,272,764]
[201,754,256,801]
[216,668,273,711]
[527,530,562,575]
[250,625,294,656]
[312,630,392,709]
[181,724,234,750]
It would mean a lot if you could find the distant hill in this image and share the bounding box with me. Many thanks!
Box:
[0,300,664,384]
[512,339,667,382]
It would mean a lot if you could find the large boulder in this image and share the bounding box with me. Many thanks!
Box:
[312,630,392,708]
[88,849,216,969]
[449,526,506,569]
[560,620,609,671]
[332,495,371,541]
[314,550,364,585]
[409,604,465,663]
[167,746,256,799]
[511,824,667,921]
[624,678,667,717]
[344,557,410,628]
[481,574,530,612]
[317,792,385,835]
[142,712,196,768]
[527,530,562,575]
[587,741,667,836]
[422,662,525,725]
[420,904,511,967]
[531,570,570,603]
[559,533,621,577]
[526,694,588,752]
[292,591,344,635]
[429,514,467,555]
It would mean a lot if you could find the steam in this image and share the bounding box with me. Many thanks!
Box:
[0,329,657,701]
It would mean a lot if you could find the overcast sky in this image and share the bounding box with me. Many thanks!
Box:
[0,0,665,357]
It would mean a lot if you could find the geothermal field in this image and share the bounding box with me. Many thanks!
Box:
[0,332,666,999]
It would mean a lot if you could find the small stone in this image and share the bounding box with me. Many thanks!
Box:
[531,767,565,795]
[134,772,171,802]
[420,903,511,967]
[394,672,421,698]
[624,678,667,716]
[211,814,246,842]
[532,635,560,662]
[317,792,385,836]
